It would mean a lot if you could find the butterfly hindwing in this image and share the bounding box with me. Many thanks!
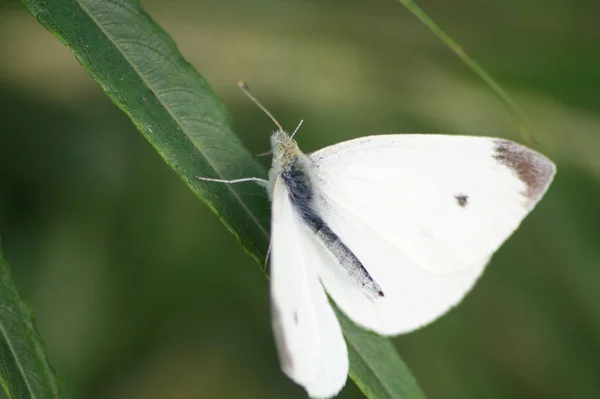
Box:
[270,178,348,398]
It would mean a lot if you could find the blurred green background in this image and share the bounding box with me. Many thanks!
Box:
[1,0,600,398]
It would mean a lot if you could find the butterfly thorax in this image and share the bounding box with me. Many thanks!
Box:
[267,130,307,198]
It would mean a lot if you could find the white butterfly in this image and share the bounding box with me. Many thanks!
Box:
[199,82,556,399]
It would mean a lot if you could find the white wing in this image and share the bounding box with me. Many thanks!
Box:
[308,134,555,335]
[270,178,348,399]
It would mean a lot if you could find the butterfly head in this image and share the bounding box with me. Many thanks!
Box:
[271,130,299,160]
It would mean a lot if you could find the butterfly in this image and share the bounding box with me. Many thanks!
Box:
[199,82,556,398]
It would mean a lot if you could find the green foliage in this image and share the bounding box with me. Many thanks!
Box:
[0,240,60,398]
[16,0,434,398]
[10,0,593,398]
[396,0,534,144]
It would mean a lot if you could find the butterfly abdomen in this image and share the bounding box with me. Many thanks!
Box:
[281,157,384,300]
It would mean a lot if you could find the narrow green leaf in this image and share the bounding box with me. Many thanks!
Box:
[18,0,426,398]
[337,311,427,399]
[22,0,271,266]
[397,0,535,146]
[0,239,61,399]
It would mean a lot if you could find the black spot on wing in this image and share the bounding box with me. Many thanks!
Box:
[493,139,556,206]
[455,194,469,207]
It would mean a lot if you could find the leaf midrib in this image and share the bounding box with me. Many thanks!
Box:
[76,0,269,239]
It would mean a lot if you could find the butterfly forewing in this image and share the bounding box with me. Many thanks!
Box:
[306,134,555,335]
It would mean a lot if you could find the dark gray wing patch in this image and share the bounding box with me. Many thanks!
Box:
[493,139,556,207]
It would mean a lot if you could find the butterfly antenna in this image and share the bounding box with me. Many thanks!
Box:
[238,81,284,132]
[289,120,304,141]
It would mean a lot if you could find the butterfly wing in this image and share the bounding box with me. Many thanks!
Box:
[308,134,555,335]
[270,178,348,398]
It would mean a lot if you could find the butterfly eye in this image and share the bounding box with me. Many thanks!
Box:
[273,143,286,157]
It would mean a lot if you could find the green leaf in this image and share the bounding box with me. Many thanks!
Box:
[337,311,426,399]
[22,0,271,266]
[0,239,61,399]
[18,0,426,398]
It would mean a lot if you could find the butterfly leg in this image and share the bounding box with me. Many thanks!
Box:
[197,176,268,187]
[198,175,272,272]
[254,150,272,157]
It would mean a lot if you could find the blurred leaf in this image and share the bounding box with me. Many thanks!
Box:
[18,0,426,398]
[396,0,534,145]
[0,239,61,399]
